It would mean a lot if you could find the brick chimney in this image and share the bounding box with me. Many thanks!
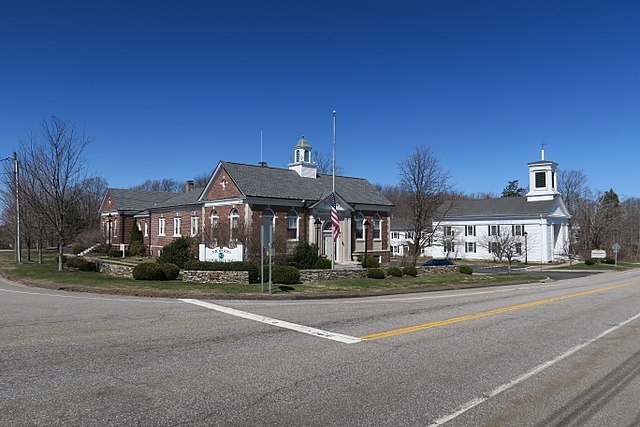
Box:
[185,180,194,192]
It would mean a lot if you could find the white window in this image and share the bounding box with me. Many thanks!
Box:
[489,225,500,236]
[230,209,239,241]
[159,218,166,236]
[445,240,455,253]
[355,213,364,240]
[513,225,523,236]
[191,216,199,236]
[372,214,381,240]
[287,210,298,240]
[444,226,454,236]
[490,242,500,254]
[466,242,476,253]
[465,225,475,236]
[391,232,400,239]
[515,243,523,255]
[173,217,182,236]
[113,219,118,237]
[144,223,148,237]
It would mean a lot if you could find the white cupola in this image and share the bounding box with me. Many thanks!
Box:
[526,148,559,202]
[288,135,317,178]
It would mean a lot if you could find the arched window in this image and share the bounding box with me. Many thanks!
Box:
[354,213,364,240]
[230,209,239,242]
[210,210,219,246]
[262,209,275,244]
[304,150,310,162]
[372,214,381,240]
[287,210,298,240]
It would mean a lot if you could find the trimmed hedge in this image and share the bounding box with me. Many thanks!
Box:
[109,248,127,257]
[402,266,418,277]
[313,258,332,269]
[65,257,97,272]
[603,256,615,265]
[291,242,319,269]
[584,258,596,265]
[362,256,380,268]
[367,268,386,279]
[160,263,180,280]
[459,265,473,275]
[183,260,260,283]
[133,263,167,280]
[387,266,403,277]
[271,265,300,284]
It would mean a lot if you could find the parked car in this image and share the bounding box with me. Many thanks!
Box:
[421,258,455,266]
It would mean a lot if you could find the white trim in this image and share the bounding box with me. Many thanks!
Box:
[173,217,182,237]
[203,198,244,207]
[158,217,166,236]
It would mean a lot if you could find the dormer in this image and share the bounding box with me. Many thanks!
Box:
[526,148,559,202]
[288,135,317,178]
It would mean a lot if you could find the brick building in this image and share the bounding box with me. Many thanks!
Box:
[99,137,394,264]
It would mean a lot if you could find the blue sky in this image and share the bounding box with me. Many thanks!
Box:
[2,1,639,199]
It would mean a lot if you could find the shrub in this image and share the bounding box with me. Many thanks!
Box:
[362,256,380,268]
[291,242,318,269]
[130,221,143,244]
[128,240,146,257]
[183,260,260,283]
[584,258,596,266]
[459,265,473,275]
[77,259,98,272]
[133,263,167,281]
[387,266,403,277]
[603,256,615,265]
[160,263,180,280]
[313,258,332,269]
[56,255,67,265]
[158,237,194,269]
[108,248,125,258]
[402,266,418,277]
[367,268,386,279]
[72,244,86,255]
[271,265,300,284]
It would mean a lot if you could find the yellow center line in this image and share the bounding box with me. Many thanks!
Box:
[360,280,640,341]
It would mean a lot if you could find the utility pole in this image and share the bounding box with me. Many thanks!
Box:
[13,152,21,263]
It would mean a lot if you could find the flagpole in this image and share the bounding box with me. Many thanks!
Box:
[332,110,336,270]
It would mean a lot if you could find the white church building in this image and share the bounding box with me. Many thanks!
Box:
[393,151,571,263]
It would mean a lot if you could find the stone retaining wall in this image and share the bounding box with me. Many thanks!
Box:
[183,270,249,284]
[99,262,135,279]
[299,269,368,282]
[416,266,459,275]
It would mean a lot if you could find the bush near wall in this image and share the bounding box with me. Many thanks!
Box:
[270,265,300,284]
[158,237,195,269]
[387,266,403,277]
[133,263,167,281]
[65,256,98,272]
[402,266,418,277]
[313,258,332,269]
[362,256,380,268]
[459,265,473,275]
[367,268,385,279]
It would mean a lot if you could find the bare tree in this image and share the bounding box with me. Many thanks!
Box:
[398,146,451,264]
[477,226,525,273]
[192,171,213,188]
[313,151,343,175]
[131,179,181,192]
[19,116,91,271]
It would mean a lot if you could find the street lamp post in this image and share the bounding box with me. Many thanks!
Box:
[314,218,322,257]
[524,231,528,264]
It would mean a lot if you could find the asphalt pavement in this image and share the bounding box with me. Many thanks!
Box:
[2,270,640,426]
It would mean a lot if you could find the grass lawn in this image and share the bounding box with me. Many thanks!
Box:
[0,251,548,298]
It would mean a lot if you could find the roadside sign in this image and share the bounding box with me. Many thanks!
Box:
[591,249,606,259]
[612,243,621,253]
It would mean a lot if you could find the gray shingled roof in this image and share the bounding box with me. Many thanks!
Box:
[152,188,205,209]
[437,196,559,219]
[108,188,178,212]
[217,162,393,206]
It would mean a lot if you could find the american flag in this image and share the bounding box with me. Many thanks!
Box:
[331,192,341,241]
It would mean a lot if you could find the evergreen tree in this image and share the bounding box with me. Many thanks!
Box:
[501,180,525,198]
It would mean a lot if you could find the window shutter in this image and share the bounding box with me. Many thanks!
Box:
[512,225,515,235]
[498,226,501,236]
[465,226,468,236]
[488,225,491,235]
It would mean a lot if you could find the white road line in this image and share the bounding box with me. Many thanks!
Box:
[0,287,178,303]
[426,310,640,426]
[180,298,363,344]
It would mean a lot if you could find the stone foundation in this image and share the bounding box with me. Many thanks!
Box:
[98,262,135,279]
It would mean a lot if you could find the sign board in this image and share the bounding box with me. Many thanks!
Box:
[612,243,621,253]
[199,244,244,262]
[591,249,606,259]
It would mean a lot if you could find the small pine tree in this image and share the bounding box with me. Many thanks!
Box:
[130,220,143,243]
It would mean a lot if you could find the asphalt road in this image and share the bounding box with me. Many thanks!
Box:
[3,270,640,426]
